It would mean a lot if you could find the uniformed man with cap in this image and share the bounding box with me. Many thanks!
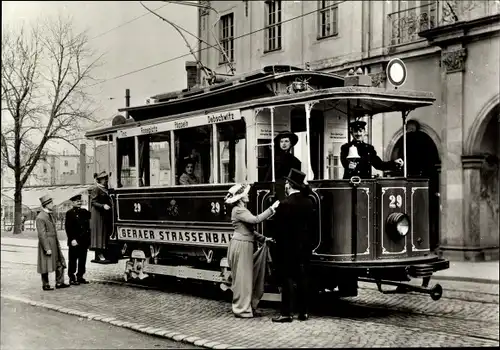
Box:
[340,120,403,179]
[65,194,91,285]
[36,194,70,290]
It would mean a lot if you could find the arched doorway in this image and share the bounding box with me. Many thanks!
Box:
[390,121,441,251]
[467,103,499,258]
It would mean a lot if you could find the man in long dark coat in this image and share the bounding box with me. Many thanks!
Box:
[271,168,315,323]
[264,131,302,200]
[90,171,113,263]
[65,194,91,285]
[340,121,403,179]
[36,194,70,290]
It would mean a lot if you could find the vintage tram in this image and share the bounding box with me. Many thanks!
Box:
[85,64,449,301]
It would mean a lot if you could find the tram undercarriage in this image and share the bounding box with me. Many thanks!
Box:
[102,240,448,301]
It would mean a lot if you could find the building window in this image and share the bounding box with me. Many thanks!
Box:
[318,0,338,39]
[264,0,282,52]
[43,167,47,173]
[64,160,68,166]
[219,13,234,63]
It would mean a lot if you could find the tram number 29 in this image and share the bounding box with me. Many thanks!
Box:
[134,203,142,213]
[211,202,221,214]
[388,195,403,209]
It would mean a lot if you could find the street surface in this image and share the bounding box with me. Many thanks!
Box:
[1,298,199,349]
[1,241,499,348]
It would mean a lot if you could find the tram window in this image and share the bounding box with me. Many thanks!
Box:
[291,108,325,180]
[116,137,136,188]
[145,132,172,186]
[257,139,271,182]
[217,120,247,183]
[174,125,213,185]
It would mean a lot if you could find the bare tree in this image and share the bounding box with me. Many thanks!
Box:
[1,16,103,234]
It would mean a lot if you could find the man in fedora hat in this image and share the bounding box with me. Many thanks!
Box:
[36,194,70,290]
[340,120,403,179]
[65,194,91,285]
[265,131,302,200]
[271,168,315,323]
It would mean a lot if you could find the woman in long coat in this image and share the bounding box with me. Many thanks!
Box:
[225,183,279,318]
[90,171,113,262]
[36,194,69,290]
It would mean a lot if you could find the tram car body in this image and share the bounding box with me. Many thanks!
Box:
[86,65,449,301]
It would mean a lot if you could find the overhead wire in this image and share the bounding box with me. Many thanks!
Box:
[139,1,215,82]
[89,3,170,41]
[90,0,348,87]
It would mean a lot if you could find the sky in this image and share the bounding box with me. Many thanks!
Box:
[2,1,199,155]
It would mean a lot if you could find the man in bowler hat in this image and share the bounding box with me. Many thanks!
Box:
[271,168,315,323]
[65,194,91,285]
[340,120,403,179]
[36,194,70,290]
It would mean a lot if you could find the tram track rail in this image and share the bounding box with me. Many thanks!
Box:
[1,259,498,344]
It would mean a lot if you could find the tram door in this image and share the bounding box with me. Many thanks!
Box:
[291,108,324,180]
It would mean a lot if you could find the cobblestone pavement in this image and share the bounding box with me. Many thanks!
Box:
[1,298,200,349]
[1,246,499,348]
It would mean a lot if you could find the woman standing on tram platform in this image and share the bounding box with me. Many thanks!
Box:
[225,184,279,318]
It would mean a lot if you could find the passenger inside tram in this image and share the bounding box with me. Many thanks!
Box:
[179,158,200,185]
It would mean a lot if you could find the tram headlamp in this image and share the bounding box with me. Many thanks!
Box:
[386,212,410,239]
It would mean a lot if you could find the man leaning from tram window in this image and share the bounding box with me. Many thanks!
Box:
[340,120,403,180]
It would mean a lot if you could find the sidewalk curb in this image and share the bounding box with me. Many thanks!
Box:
[1,294,235,349]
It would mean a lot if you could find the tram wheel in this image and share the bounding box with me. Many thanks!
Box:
[430,284,443,301]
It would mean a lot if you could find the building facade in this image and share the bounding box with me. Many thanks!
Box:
[1,152,83,187]
[197,0,500,261]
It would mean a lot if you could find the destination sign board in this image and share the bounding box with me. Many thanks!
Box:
[117,226,232,247]
[117,110,242,138]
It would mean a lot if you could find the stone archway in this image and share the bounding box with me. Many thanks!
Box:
[463,100,499,260]
[385,121,442,161]
[386,121,441,251]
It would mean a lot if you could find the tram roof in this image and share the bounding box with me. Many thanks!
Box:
[117,68,345,121]
[85,86,435,139]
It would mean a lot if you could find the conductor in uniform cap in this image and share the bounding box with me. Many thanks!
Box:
[65,194,91,285]
[340,120,403,179]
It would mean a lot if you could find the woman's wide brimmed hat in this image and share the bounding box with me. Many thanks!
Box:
[274,131,298,147]
[284,168,307,189]
[224,183,251,204]
[95,170,109,180]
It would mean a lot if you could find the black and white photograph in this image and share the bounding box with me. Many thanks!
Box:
[1,0,499,348]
